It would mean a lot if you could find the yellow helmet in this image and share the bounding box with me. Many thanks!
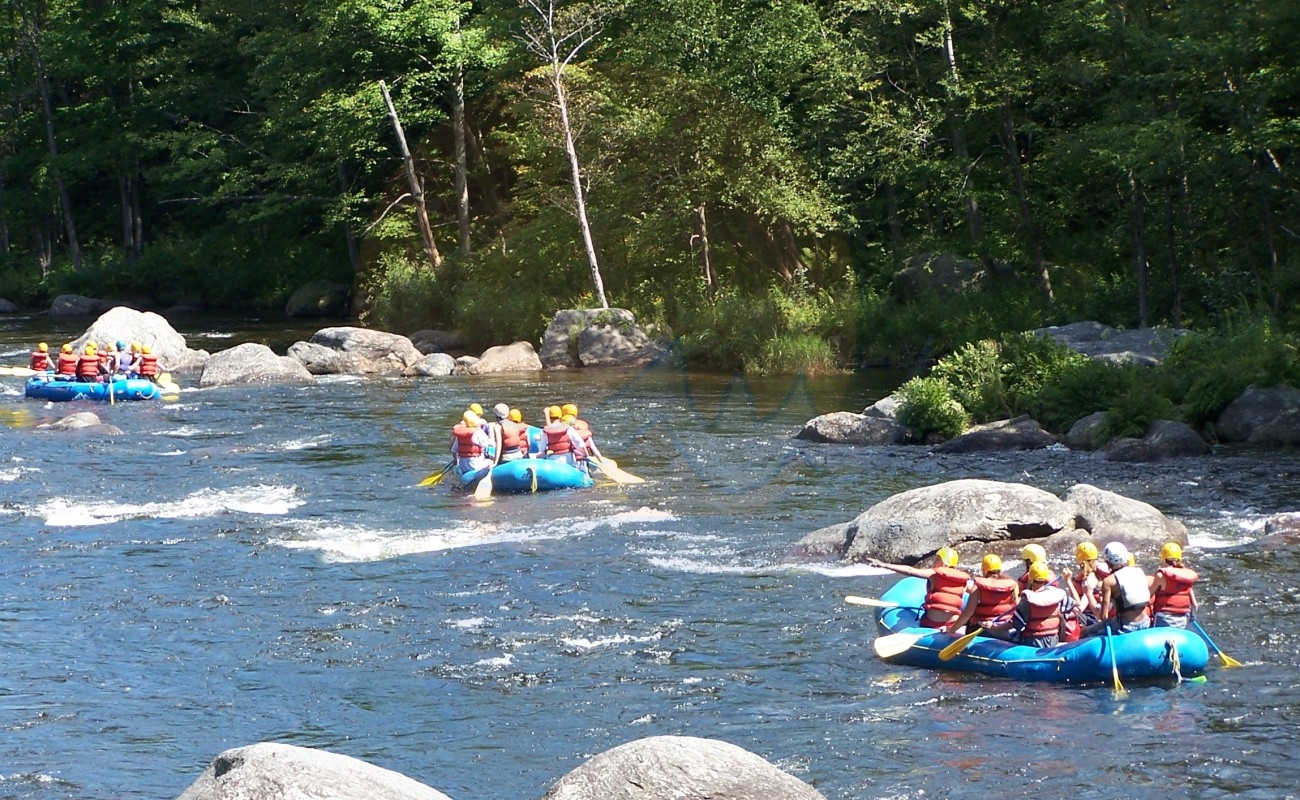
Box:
[469,403,483,416]
[936,547,959,567]
[562,403,578,418]
[141,345,152,354]
[981,554,1002,574]
[463,410,480,426]
[508,409,522,423]
[61,343,73,354]
[1075,541,1098,562]
[1020,543,1047,563]
[37,342,48,352]
[547,405,563,422]
[131,342,141,353]
[1027,561,1051,583]
[562,414,576,424]
[1161,542,1182,561]
[84,343,96,355]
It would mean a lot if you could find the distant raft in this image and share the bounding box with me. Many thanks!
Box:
[458,458,594,493]
[875,576,1208,683]
[25,375,161,402]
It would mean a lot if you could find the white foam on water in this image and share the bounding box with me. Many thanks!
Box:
[158,425,213,438]
[797,562,893,578]
[152,449,189,457]
[38,484,303,527]
[0,386,20,397]
[475,653,514,667]
[561,632,662,650]
[0,465,39,482]
[644,555,760,575]
[449,617,490,630]
[604,507,676,526]
[271,435,331,451]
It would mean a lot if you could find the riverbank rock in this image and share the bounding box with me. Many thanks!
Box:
[198,343,315,388]
[933,415,1056,453]
[892,252,987,301]
[1102,419,1210,462]
[49,294,112,317]
[1033,321,1186,366]
[863,395,901,419]
[72,306,209,372]
[403,352,457,377]
[0,298,18,313]
[409,329,464,354]
[1215,384,1300,445]
[539,308,666,368]
[177,742,454,800]
[293,327,423,375]
[795,412,905,445]
[1064,412,1107,450]
[36,411,122,435]
[456,341,543,375]
[285,280,350,318]
[789,522,853,560]
[1265,513,1300,536]
[1061,483,1188,549]
[541,736,825,800]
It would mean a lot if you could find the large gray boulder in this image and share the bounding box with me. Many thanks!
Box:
[891,252,986,301]
[541,736,824,800]
[1064,411,1107,451]
[540,308,667,368]
[403,352,457,377]
[456,341,543,375]
[1033,321,1186,366]
[794,412,905,445]
[49,294,112,317]
[36,411,122,436]
[863,395,901,419]
[198,343,315,388]
[0,298,18,313]
[72,306,209,372]
[788,522,853,560]
[541,309,632,368]
[408,329,464,355]
[1061,483,1188,550]
[177,742,455,800]
[842,479,1074,564]
[1103,419,1210,462]
[284,280,350,318]
[932,415,1056,454]
[1216,384,1300,445]
[301,327,424,375]
[287,341,362,375]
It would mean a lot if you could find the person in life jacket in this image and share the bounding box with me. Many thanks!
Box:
[1148,542,1199,629]
[450,410,493,477]
[110,340,133,375]
[29,342,51,372]
[488,403,527,464]
[869,547,970,629]
[944,554,1020,639]
[1009,561,1075,648]
[137,345,161,382]
[1085,542,1152,636]
[1062,541,1105,625]
[76,343,101,382]
[543,408,587,467]
[55,343,78,378]
[562,403,603,472]
[1016,543,1056,590]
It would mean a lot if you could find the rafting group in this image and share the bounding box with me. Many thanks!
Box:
[426,401,642,497]
[27,340,165,383]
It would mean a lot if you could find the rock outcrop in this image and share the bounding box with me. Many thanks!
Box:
[1064,411,1107,451]
[1033,321,1186,366]
[541,736,825,800]
[35,411,122,435]
[1216,384,1300,446]
[932,415,1056,453]
[408,329,464,355]
[198,343,315,388]
[402,352,457,377]
[456,341,543,375]
[49,294,112,317]
[289,327,423,375]
[539,308,668,368]
[1102,419,1210,462]
[284,280,350,318]
[177,742,454,800]
[794,412,905,445]
[1061,483,1188,547]
[891,252,988,301]
[71,306,209,372]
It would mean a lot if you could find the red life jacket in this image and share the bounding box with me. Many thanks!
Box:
[139,354,159,377]
[924,566,970,616]
[571,419,593,460]
[1061,613,1082,642]
[76,355,100,380]
[499,420,525,453]
[452,423,481,457]
[56,352,78,377]
[1152,565,1198,615]
[544,422,572,455]
[972,576,1017,623]
[97,353,110,375]
[30,351,50,371]
[1022,586,1066,638]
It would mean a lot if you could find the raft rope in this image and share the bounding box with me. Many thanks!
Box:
[529,463,539,493]
[1167,639,1183,684]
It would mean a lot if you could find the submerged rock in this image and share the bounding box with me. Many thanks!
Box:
[1103,419,1210,462]
[36,411,122,435]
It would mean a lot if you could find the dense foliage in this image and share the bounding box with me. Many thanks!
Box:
[1,0,1296,370]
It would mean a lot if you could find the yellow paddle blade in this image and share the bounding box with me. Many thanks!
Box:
[593,456,644,484]
[1218,651,1244,668]
[1112,669,1128,699]
[873,632,926,658]
[844,596,898,609]
[419,464,454,487]
[473,470,494,500]
[938,627,983,661]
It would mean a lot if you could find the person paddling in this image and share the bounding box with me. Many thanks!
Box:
[944,554,1020,639]
[76,343,101,383]
[1008,561,1075,648]
[1062,541,1108,626]
[29,342,51,372]
[450,410,493,479]
[543,407,587,467]
[1084,542,1152,637]
[489,403,527,464]
[869,547,969,630]
[1149,542,1199,629]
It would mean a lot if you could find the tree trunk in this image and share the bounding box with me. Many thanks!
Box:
[695,202,716,298]
[119,173,139,267]
[1163,191,1182,327]
[379,80,442,271]
[0,172,8,256]
[452,64,471,258]
[339,165,361,275]
[1129,171,1149,328]
[30,31,82,271]
[1260,180,1279,317]
[553,68,609,308]
[998,102,1053,302]
[35,212,52,277]
[884,181,904,267]
[940,4,985,258]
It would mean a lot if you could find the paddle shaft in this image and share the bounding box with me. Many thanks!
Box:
[1190,613,1243,667]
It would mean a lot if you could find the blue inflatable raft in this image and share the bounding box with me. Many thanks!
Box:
[874,577,1208,683]
[458,458,594,493]
[25,375,161,402]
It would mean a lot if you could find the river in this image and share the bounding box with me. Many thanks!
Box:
[0,314,1297,800]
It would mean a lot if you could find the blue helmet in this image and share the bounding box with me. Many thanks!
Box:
[116,340,126,351]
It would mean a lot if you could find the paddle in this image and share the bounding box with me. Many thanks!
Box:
[1104,623,1128,698]
[874,631,928,658]
[0,366,37,377]
[844,595,899,609]
[108,375,115,406]
[419,460,456,487]
[590,455,644,484]
[1190,612,1243,668]
[473,466,495,500]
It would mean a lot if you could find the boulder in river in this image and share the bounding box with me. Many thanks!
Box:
[455,340,543,375]
[72,306,209,372]
[284,279,350,318]
[49,294,112,317]
[541,735,825,800]
[540,308,667,368]
[177,742,454,800]
[36,411,122,435]
[1215,384,1300,446]
[1032,321,1186,366]
[932,415,1057,454]
[1064,411,1107,451]
[198,343,315,388]
[0,298,18,313]
[1102,419,1210,462]
[403,352,457,377]
[408,329,464,355]
[794,411,905,445]
[1060,483,1187,549]
[293,327,423,375]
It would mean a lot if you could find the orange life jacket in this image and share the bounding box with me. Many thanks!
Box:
[1022,586,1066,638]
[139,354,159,377]
[30,351,50,371]
[499,420,525,453]
[452,422,481,457]
[571,419,593,460]
[1151,565,1198,615]
[76,355,100,380]
[544,422,572,455]
[56,352,78,377]
[924,566,970,616]
[972,576,1017,623]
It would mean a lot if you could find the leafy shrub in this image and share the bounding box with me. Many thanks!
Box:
[997,332,1090,414]
[1031,359,1144,432]
[744,333,838,376]
[897,376,970,440]
[931,339,1006,422]
[1098,385,1178,442]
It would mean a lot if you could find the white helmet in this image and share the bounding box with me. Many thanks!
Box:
[1102,542,1130,568]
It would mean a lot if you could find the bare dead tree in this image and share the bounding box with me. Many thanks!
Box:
[379,80,443,271]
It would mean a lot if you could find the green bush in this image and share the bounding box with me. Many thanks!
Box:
[1098,385,1178,442]
[997,332,1091,414]
[743,332,838,376]
[897,375,970,440]
[931,339,1007,422]
[1031,359,1144,432]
